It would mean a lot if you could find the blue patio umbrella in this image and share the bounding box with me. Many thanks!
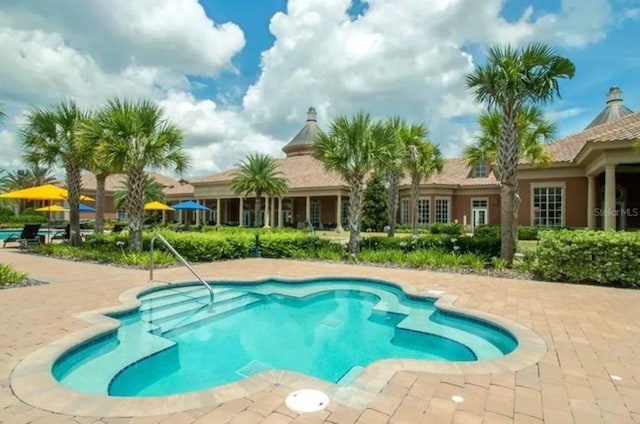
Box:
[78,203,96,212]
[171,200,212,211]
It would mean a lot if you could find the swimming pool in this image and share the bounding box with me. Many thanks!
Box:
[53,278,518,397]
[0,228,58,241]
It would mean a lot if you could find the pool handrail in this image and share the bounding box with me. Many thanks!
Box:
[149,233,214,303]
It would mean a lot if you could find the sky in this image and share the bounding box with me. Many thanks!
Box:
[0,0,638,178]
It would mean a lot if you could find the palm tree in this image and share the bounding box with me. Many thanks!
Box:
[80,115,121,234]
[229,153,288,227]
[379,117,405,237]
[0,102,6,127]
[96,98,189,252]
[314,112,401,254]
[21,101,90,246]
[466,43,575,263]
[403,125,444,236]
[464,105,555,240]
[113,173,166,210]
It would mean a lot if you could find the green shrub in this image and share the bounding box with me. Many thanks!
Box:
[518,226,539,240]
[428,222,464,235]
[359,234,500,258]
[0,214,48,225]
[357,248,485,270]
[32,244,176,268]
[534,230,640,287]
[473,224,500,238]
[0,263,27,286]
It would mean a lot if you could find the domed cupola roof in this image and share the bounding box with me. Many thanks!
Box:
[282,107,322,157]
[585,86,634,129]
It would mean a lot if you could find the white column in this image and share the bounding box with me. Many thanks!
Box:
[270,197,275,227]
[278,197,284,228]
[305,195,311,224]
[179,210,183,224]
[238,197,244,227]
[264,196,270,227]
[216,198,221,226]
[195,200,200,224]
[587,175,596,230]
[336,194,343,232]
[604,165,616,230]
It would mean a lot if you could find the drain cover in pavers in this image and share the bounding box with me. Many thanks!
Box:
[285,389,329,413]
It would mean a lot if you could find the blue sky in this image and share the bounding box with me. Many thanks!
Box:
[195,0,639,137]
[0,0,638,174]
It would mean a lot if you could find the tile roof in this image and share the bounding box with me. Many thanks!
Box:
[585,86,634,129]
[539,111,640,163]
[191,155,347,189]
[77,172,194,197]
[281,107,322,156]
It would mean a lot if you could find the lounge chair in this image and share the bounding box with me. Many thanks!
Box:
[51,224,70,243]
[111,224,125,234]
[2,224,44,249]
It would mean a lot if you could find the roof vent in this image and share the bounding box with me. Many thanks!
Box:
[584,86,634,129]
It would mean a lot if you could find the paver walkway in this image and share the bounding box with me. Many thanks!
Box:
[1,248,640,423]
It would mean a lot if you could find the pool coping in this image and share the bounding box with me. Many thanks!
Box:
[10,276,547,417]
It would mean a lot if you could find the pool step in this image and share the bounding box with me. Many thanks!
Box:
[161,293,263,337]
[337,365,364,385]
[140,285,229,306]
[59,321,176,395]
[139,289,245,324]
[397,310,503,360]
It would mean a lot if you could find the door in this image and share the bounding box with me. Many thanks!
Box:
[472,208,488,227]
[243,210,252,227]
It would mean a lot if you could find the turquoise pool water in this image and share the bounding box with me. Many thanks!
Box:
[53,279,517,397]
[0,228,58,241]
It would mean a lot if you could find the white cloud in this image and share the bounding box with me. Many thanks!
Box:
[546,107,585,121]
[0,0,615,176]
[159,92,285,176]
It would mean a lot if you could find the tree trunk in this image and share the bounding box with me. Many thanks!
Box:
[95,174,107,234]
[254,195,262,228]
[386,171,399,237]
[410,175,420,236]
[347,178,365,254]
[127,168,146,253]
[66,164,83,247]
[497,106,520,264]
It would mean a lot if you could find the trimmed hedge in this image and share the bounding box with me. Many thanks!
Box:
[534,230,640,287]
[473,225,564,241]
[359,234,500,258]
[0,214,48,225]
[85,230,335,263]
[395,223,464,235]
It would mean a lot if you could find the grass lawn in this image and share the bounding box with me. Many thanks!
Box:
[315,231,413,243]
[517,240,538,253]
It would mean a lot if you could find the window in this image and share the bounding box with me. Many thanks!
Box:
[435,199,450,223]
[310,200,320,225]
[417,199,430,225]
[400,199,409,224]
[474,161,487,178]
[472,199,488,209]
[116,210,127,221]
[533,186,564,227]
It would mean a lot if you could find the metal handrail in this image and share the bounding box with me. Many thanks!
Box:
[149,233,214,303]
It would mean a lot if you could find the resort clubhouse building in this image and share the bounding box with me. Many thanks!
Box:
[80,86,640,232]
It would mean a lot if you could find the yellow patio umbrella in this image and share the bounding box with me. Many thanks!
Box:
[35,205,68,212]
[0,184,93,202]
[0,184,94,242]
[144,201,174,225]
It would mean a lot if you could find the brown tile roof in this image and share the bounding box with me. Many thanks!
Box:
[399,157,498,187]
[191,155,346,189]
[533,111,640,163]
[78,172,194,197]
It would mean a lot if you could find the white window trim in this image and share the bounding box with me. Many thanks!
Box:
[400,198,410,224]
[530,181,566,227]
[434,196,451,224]
[417,197,430,226]
[310,199,321,224]
[470,197,489,225]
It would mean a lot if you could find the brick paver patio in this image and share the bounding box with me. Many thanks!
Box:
[1,248,640,423]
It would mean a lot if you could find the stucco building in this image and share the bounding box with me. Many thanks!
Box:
[78,86,640,231]
[188,86,640,231]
